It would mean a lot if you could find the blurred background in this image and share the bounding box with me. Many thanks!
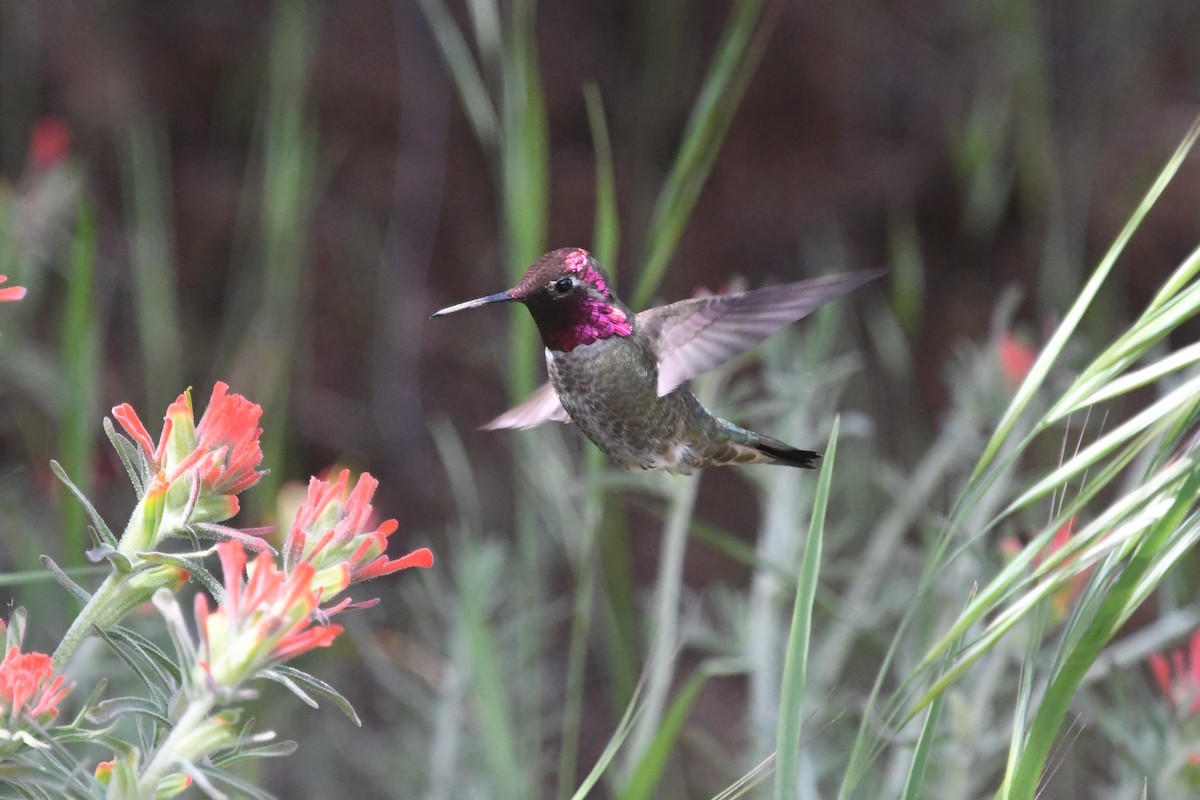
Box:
[3,0,1200,797]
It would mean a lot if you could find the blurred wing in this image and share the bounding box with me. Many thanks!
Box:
[483,380,571,430]
[641,268,886,396]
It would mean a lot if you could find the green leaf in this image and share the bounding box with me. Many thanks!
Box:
[618,667,709,800]
[973,114,1200,477]
[58,201,100,564]
[87,695,170,727]
[186,766,279,800]
[94,624,177,699]
[584,82,619,272]
[1005,470,1200,797]
[774,416,838,799]
[107,625,184,685]
[49,460,117,548]
[104,418,147,498]
[212,739,300,762]
[266,665,360,726]
[633,0,774,307]
[39,555,93,603]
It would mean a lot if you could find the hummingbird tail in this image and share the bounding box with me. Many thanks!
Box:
[753,438,822,469]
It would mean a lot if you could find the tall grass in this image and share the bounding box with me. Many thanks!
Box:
[418,4,1200,796]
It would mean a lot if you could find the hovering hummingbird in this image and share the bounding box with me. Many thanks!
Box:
[432,248,883,474]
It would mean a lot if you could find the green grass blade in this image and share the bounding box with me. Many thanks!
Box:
[996,640,1036,800]
[500,0,548,400]
[618,667,710,800]
[774,416,839,800]
[913,451,1190,708]
[900,589,975,800]
[1003,372,1200,514]
[584,83,619,272]
[120,112,183,411]
[229,0,320,513]
[973,114,1200,478]
[600,494,640,710]
[624,471,701,765]
[1006,469,1200,798]
[555,556,598,800]
[457,548,530,799]
[58,201,99,563]
[414,0,499,151]
[632,0,774,308]
[569,670,647,800]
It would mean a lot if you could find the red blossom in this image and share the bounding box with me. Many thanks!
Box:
[195,542,342,685]
[1150,629,1200,717]
[998,332,1037,388]
[1002,516,1088,619]
[113,382,266,498]
[27,118,70,171]
[0,275,26,303]
[183,382,265,494]
[0,646,74,726]
[284,469,433,591]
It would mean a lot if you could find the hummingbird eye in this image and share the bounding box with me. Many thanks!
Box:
[553,277,575,294]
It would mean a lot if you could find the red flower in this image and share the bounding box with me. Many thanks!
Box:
[1150,629,1200,718]
[113,382,265,495]
[0,646,73,726]
[112,383,266,536]
[27,118,70,171]
[999,332,1037,388]
[0,275,26,303]
[284,470,433,603]
[1002,516,1088,619]
[195,542,343,687]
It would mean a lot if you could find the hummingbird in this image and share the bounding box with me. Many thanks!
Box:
[432,248,883,474]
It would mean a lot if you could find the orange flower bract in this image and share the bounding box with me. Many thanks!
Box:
[284,470,433,603]
[194,542,343,689]
[0,646,73,726]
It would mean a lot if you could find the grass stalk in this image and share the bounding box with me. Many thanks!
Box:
[774,417,838,798]
[57,202,98,563]
[623,471,701,767]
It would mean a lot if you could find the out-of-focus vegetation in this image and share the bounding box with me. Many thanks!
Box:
[3,1,1200,797]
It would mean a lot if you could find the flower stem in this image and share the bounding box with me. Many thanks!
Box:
[52,573,122,672]
[137,695,216,795]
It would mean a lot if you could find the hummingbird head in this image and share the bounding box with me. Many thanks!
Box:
[432,247,634,352]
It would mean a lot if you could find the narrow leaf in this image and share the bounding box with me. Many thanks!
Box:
[774,416,839,799]
[49,460,117,548]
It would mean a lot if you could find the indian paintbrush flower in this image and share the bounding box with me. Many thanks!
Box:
[0,645,73,753]
[283,469,433,609]
[1150,629,1200,719]
[53,384,266,671]
[998,331,1037,389]
[112,382,267,554]
[192,541,344,693]
[135,541,345,793]
[999,516,1089,621]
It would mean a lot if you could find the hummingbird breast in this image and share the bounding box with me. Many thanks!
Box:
[546,333,725,473]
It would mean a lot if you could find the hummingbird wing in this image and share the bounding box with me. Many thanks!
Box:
[640,268,885,397]
[482,370,571,430]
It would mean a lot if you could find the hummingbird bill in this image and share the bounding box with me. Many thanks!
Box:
[432,248,883,474]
